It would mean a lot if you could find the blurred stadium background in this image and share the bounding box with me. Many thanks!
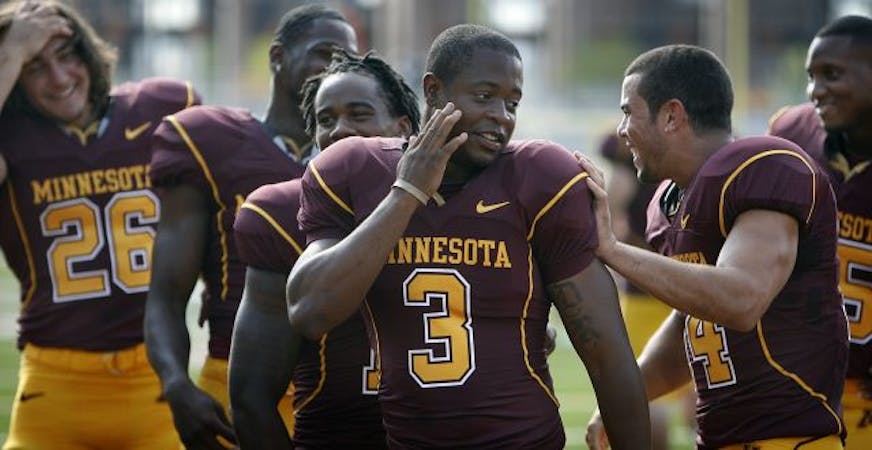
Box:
[2,0,871,447]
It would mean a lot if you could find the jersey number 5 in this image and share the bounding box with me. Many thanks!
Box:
[404,268,476,388]
[40,190,159,302]
[840,241,872,344]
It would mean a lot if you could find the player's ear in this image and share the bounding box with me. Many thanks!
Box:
[660,99,686,133]
[269,43,284,73]
[422,73,444,108]
[396,116,413,137]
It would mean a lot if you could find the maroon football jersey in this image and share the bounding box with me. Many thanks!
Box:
[149,106,305,358]
[233,180,385,448]
[0,78,198,351]
[770,103,872,380]
[298,136,598,449]
[645,136,846,448]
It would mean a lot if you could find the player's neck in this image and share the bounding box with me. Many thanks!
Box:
[59,102,97,130]
[673,131,732,188]
[844,126,872,161]
[443,159,483,186]
[263,101,308,147]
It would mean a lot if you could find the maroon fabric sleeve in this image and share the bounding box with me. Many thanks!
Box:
[517,141,599,283]
[720,143,817,235]
[297,137,368,243]
[234,180,303,273]
[148,112,209,190]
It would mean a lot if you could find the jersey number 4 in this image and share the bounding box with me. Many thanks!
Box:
[40,190,158,302]
[404,268,476,388]
[685,316,737,389]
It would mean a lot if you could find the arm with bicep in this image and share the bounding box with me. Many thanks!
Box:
[549,260,651,450]
[286,230,391,339]
[596,209,798,331]
[576,154,800,331]
[144,184,236,448]
[229,267,297,449]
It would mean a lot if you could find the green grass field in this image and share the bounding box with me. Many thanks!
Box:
[0,262,693,449]
[0,263,18,445]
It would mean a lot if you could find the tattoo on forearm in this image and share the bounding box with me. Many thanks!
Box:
[549,280,600,346]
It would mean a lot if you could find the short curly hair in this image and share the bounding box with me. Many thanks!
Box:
[815,15,872,45]
[424,24,520,86]
[625,44,733,133]
[273,3,349,49]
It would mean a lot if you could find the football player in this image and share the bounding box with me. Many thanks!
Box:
[144,4,356,449]
[0,2,199,448]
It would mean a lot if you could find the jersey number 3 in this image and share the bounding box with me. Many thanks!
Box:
[404,268,476,388]
[40,191,159,302]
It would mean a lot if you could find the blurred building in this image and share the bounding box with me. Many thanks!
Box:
[58,0,870,140]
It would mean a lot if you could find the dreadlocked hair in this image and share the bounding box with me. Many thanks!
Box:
[300,48,420,138]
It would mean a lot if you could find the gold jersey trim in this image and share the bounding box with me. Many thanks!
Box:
[719,150,816,238]
[362,300,381,390]
[239,202,303,255]
[184,81,196,108]
[757,321,844,436]
[521,244,559,406]
[8,183,38,310]
[526,171,589,240]
[293,334,329,413]
[166,115,231,300]
[520,170,590,405]
[309,163,353,215]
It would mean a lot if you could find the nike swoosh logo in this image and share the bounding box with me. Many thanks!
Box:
[476,200,510,214]
[680,214,690,229]
[20,391,45,402]
[124,121,152,140]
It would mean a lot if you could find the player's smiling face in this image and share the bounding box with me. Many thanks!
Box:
[314,71,410,150]
[805,35,872,134]
[618,73,668,183]
[437,48,522,174]
[19,36,92,127]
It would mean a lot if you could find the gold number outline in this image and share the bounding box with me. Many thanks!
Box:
[685,316,737,389]
[362,348,379,395]
[105,190,159,293]
[40,190,159,302]
[41,197,110,302]
[403,268,476,388]
[840,239,872,344]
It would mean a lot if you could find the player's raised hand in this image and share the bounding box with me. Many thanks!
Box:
[6,1,72,64]
[585,408,611,450]
[165,383,237,450]
[395,102,467,203]
[574,152,619,259]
